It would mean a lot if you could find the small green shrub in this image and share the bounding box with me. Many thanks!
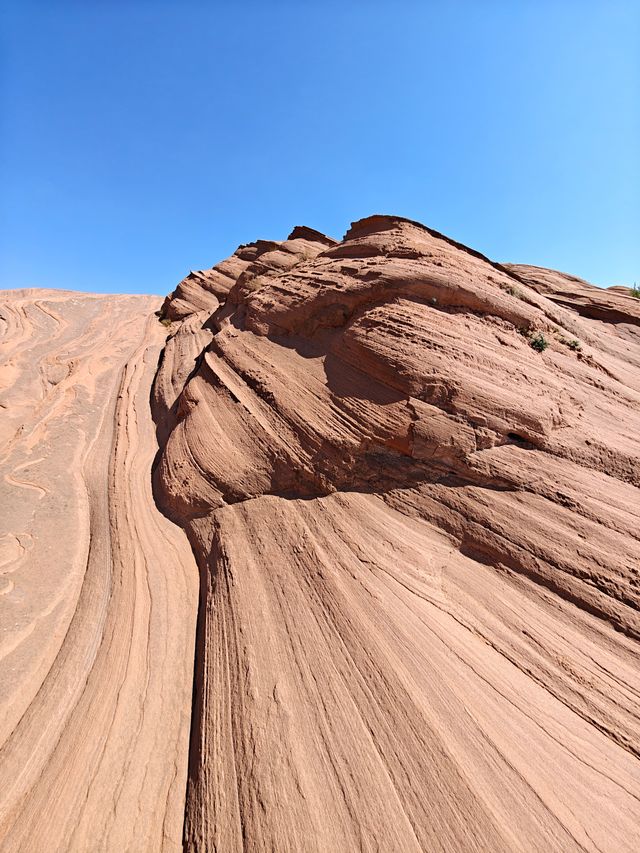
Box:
[631,283,640,299]
[529,332,549,353]
[159,317,172,327]
[567,339,581,351]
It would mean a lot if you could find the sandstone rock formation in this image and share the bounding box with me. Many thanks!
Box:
[1,217,639,851]
[0,291,197,851]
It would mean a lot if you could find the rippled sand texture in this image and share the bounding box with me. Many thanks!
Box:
[0,290,197,851]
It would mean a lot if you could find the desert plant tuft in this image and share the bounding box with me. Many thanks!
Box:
[529,332,549,353]
[631,283,640,299]
[567,339,581,351]
[159,317,172,327]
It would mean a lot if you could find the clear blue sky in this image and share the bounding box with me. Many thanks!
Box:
[1,1,638,295]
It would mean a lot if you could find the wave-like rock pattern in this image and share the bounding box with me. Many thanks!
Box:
[156,216,640,852]
[0,290,197,851]
[1,215,640,851]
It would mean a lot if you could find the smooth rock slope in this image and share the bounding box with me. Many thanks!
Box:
[1,216,639,851]
[0,290,197,851]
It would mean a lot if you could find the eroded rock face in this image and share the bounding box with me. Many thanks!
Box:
[505,263,640,326]
[160,226,337,321]
[154,216,640,852]
[0,290,198,852]
[1,216,639,852]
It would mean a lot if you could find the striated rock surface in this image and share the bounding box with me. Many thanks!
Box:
[505,263,640,327]
[1,216,640,851]
[0,290,198,851]
[160,226,336,322]
[156,215,640,852]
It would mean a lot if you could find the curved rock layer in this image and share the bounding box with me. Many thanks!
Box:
[1,216,639,852]
[156,216,640,852]
[0,290,198,851]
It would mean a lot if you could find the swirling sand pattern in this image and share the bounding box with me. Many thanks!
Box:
[0,291,197,851]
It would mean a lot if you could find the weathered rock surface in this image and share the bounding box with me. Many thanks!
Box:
[156,216,640,852]
[1,216,640,851]
[160,226,336,322]
[0,290,197,851]
[505,263,640,327]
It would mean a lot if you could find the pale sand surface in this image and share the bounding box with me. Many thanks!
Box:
[0,290,197,851]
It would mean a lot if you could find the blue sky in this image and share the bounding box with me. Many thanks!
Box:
[1,1,638,295]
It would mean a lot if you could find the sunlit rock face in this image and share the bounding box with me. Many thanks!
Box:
[0,290,197,851]
[155,216,640,852]
[1,216,639,852]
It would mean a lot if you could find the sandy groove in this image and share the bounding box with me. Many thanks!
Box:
[0,292,198,851]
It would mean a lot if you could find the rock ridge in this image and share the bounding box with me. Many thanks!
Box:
[152,215,640,851]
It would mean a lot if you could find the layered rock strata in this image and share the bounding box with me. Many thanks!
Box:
[154,217,640,852]
[1,216,639,852]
